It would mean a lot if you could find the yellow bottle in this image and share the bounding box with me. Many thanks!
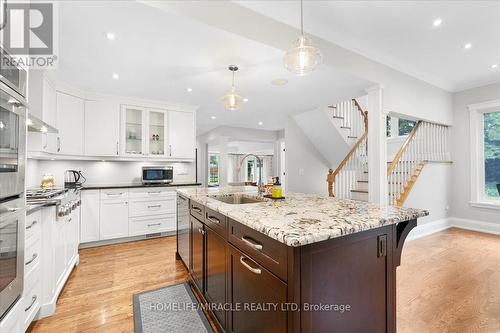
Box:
[271,177,282,198]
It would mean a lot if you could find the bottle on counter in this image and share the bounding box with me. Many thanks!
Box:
[271,177,282,198]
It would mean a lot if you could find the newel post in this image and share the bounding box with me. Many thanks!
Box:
[327,168,334,197]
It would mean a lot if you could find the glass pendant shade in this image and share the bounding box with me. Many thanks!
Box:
[222,86,243,111]
[284,34,322,76]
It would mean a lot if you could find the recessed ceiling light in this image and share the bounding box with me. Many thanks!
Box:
[112,73,119,80]
[432,18,442,27]
[492,64,498,69]
[211,116,217,120]
[106,32,116,40]
[243,98,249,103]
[186,87,193,93]
[271,78,288,86]
[463,43,472,50]
[258,121,263,126]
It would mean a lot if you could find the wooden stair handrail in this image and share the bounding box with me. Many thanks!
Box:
[331,131,368,180]
[352,98,368,132]
[387,120,423,176]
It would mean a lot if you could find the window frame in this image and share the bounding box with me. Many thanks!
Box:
[207,152,220,187]
[468,99,500,209]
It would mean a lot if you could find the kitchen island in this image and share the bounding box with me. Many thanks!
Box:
[176,187,428,333]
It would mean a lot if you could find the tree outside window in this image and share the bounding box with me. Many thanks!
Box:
[484,111,500,200]
[208,153,219,187]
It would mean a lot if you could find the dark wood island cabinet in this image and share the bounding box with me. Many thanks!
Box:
[176,190,427,333]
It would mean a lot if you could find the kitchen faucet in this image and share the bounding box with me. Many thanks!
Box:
[237,154,265,195]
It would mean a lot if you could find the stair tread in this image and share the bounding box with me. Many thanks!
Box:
[351,189,368,193]
[348,136,358,138]
[332,116,344,120]
[341,126,351,129]
[357,180,368,183]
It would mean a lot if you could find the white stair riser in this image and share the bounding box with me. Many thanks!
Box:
[358,172,368,181]
[356,182,368,191]
[351,191,368,202]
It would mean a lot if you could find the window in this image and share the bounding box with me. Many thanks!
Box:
[469,100,500,208]
[484,111,500,201]
[386,116,416,137]
[398,119,416,136]
[208,153,219,187]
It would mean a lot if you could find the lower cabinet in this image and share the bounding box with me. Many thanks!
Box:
[190,216,204,294]
[227,245,287,333]
[205,227,227,328]
[99,200,129,240]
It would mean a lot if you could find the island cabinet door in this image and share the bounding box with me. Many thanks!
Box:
[205,227,227,330]
[299,227,393,333]
[190,216,205,294]
[227,244,287,333]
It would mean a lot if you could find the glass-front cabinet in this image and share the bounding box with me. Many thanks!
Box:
[121,105,168,157]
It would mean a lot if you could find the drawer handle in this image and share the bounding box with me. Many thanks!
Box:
[25,253,38,266]
[107,193,124,197]
[25,295,37,312]
[147,204,162,209]
[192,206,202,213]
[240,256,261,275]
[198,228,205,235]
[26,220,38,230]
[206,214,220,224]
[147,223,162,227]
[241,236,263,251]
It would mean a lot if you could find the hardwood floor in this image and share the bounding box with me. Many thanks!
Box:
[28,228,500,332]
[28,236,188,333]
[398,228,500,333]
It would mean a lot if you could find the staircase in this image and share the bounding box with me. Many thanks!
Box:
[387,121,450,206]
[327,99,369,200]
[327,102,451,206]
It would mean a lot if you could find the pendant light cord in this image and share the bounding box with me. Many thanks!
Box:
[232,70,235,88]
[300,0,304,35]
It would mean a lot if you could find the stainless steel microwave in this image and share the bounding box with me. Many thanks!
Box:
[142,166,173,184]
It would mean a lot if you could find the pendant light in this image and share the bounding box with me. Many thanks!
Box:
[284,0,322,76]
[222,65,243,111]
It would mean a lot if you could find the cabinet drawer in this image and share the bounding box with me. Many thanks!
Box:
[24,236,41,279]
[25,210,41,241]
[228,219,287,282]
[129,198,175,217]
[22,280,41,332]
[100,189,128,200]
[189,200,204,221]
[129,187,176,199]
[204,207,227,238]
[129,214,176,236]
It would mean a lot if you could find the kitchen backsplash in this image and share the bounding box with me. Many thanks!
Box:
[26,159,196,188]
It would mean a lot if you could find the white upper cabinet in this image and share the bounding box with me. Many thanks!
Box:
[146,108,168,158]
[121,105,146,156]
[168,111,195,159]
[27,73,57,153]
[84,101,120,156]
[56,92,84,155]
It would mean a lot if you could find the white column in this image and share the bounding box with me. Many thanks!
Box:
[218,136,229,187]
[366,85,387,206]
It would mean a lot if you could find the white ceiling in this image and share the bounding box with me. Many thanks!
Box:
[56,1,370,134]
[235,1,500,92]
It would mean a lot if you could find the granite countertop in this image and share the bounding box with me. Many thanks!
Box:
[81,182,202,190]
[177,187,429,247]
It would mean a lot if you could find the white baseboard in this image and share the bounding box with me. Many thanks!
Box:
[450,217,500,235]
[407,217,500,241]
[406,218,452,241]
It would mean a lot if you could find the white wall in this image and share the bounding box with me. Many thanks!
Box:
[405,163,452,225]
[285,117,330,195]
[25,159,196,188]
[450,82,500,224]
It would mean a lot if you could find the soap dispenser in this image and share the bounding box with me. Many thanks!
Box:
[271,177,282,198]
